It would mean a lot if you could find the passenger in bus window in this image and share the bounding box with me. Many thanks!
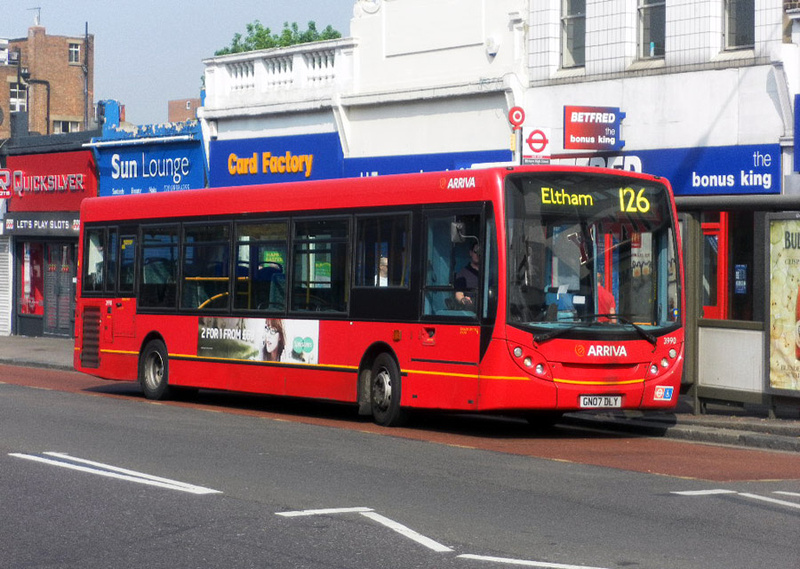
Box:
[597,273,616,322]
[377,256,388,286]
[455,242,480,309]
[261,318,286,361]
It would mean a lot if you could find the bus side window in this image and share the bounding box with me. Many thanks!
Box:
[119,235,137,294]
[355,214,410,288]
[234,221,288,311]
[422,213,479,317]
[292,218,349,313]
[181,224,231,311]
[84,228,105,292]
[139,225,178,309]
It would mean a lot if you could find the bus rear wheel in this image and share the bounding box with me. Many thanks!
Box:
[139,339,171,400]
[370,353,406,427]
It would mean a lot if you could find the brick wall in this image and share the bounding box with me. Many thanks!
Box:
[0,26,93,138]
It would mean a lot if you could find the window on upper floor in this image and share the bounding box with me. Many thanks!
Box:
[725,0,754,50]
[10,82,27,112]
[53,120,81,134]
[561,0,585,69]
[639,0,665,59]
[69,43,81,64]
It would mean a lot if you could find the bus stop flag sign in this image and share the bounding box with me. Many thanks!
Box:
[523,128,551,164]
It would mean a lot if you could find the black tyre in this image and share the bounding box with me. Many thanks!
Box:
[139,339,171,400]
[370,353,406,427]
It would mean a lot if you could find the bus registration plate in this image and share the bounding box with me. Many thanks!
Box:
[579,395,622,408]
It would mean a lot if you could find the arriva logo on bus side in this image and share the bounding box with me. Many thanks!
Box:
[577,345,628,357]
[442,176,476,190]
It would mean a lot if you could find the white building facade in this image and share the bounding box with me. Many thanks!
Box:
[200,0,800,411]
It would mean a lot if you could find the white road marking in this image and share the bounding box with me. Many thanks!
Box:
[672,489,800,510]
[9,452,221,495]
[737,493,800,510]
[458,553,610,569]
[360,511,453,553]
[275,506,452,553]
[671,489,737,496]
[774,491,800,498]
[276,507,374,517]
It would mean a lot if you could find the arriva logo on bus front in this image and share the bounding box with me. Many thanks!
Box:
[577,345,628,357]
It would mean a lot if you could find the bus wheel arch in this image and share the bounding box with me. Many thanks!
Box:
[358,345,407,427]
[138,334,171,400]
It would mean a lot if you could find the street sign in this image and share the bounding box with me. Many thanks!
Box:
[526,130,549,153]
[508,107,525,130]
[522,128,551,164]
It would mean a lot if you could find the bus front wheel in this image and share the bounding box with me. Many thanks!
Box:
[370,353,406,427]
[139,339,171,400]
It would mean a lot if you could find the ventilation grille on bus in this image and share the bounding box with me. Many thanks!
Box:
[80,306,101,369]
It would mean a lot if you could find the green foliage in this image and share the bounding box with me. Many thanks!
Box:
[215,20,341,55]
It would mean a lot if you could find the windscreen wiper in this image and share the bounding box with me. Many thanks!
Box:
[532,313,656,346]
[615,316,658,346]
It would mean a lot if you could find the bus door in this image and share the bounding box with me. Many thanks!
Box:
[418,210,484,403]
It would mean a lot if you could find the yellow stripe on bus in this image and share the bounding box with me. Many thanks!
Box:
[552,377,644,386]
[96,351,528,381]
[406,369,528,381]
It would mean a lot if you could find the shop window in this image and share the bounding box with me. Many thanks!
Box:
[561,0,585,68]
[20,242,44,315]
[701,211,756,321]
[725,0,754,50]
[355,214,410,288]
[638,0,665,59]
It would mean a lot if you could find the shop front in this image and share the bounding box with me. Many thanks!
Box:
[3,151,97,337]
[208,133,511,188]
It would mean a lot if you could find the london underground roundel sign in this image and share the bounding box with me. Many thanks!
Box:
[508,106,525,130]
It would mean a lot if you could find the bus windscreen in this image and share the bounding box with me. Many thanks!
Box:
[506,172,680,336]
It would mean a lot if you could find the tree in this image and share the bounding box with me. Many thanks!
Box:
[215,20,341,55]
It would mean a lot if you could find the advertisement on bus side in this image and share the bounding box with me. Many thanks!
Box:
[198,317,319,364]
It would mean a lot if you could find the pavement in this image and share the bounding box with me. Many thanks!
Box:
[1,334,799,453]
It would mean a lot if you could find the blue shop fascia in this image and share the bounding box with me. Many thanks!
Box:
[87,100,207,196]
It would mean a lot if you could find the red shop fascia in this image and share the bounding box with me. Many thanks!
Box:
[2,151,98,336]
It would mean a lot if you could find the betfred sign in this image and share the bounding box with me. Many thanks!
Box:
[4,151,97,212]
[564,105,625,151]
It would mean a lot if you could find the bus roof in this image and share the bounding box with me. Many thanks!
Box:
[80,165,669,223]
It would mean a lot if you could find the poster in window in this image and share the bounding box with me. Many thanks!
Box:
[768,219,800,393]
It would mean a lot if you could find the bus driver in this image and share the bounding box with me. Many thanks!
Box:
[455,242,480,309]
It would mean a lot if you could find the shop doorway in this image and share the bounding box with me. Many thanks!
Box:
[701,212,729,319]
[44,243,76,336]
[16,240,76,337]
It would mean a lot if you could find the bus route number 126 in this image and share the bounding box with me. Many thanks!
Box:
[619,187,650,213]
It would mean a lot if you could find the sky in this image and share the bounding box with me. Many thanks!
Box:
[0,0,355,125]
